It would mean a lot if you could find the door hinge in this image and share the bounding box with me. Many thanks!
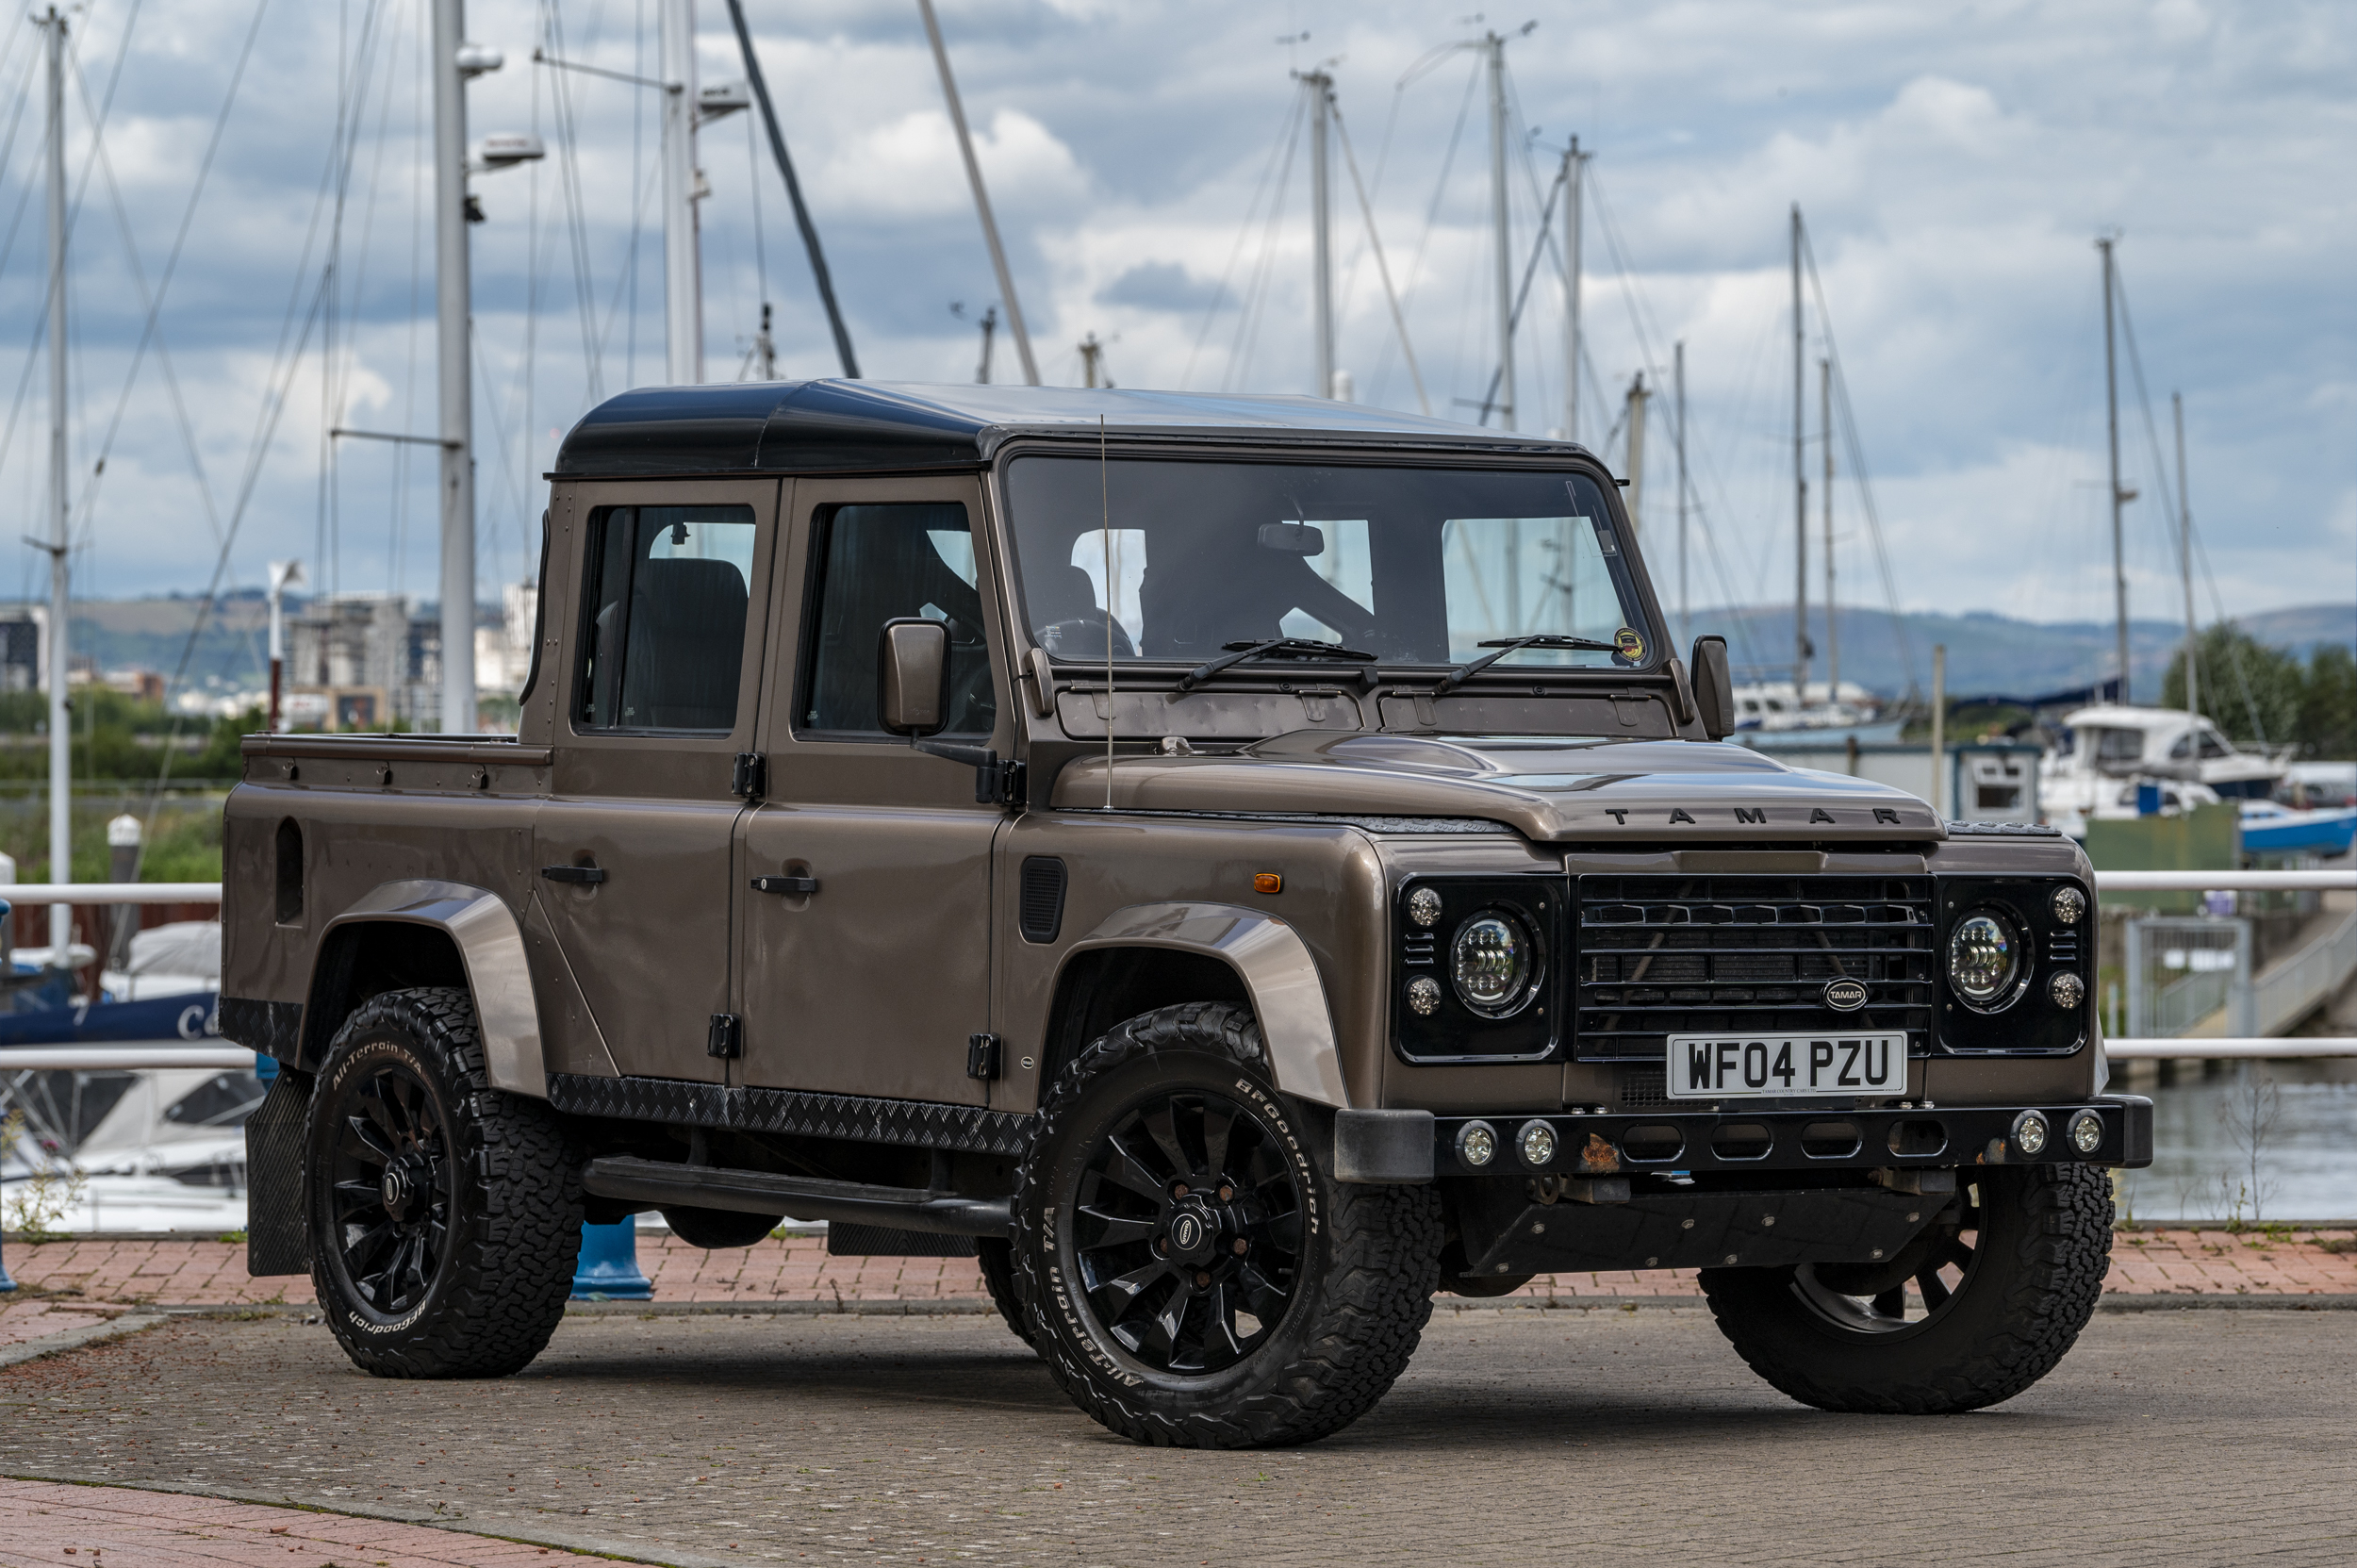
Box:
[732,751,766,799]
[976,754,1026,808]
[707,1013,744,1059]
[966,1032,1002,1081]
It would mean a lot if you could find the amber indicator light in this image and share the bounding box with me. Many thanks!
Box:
[1254,872,1283,895]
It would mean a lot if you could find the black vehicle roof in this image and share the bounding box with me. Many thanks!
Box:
[551,380,1592,477]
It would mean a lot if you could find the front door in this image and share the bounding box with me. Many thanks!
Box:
[737,476,1008,1107]
[534,479,778,1083]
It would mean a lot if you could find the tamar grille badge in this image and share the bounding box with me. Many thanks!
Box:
[1823,979,1869,1012]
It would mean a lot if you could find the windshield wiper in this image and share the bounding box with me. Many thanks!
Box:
[1177,637,1377,692]
[1433,634,1620,696]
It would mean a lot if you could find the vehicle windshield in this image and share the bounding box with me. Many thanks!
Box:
[1003,457,1656,673]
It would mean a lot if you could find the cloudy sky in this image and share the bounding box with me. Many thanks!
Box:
[0,0,2349,648]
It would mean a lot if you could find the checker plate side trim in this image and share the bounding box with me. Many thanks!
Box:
[546,1073,1035,1156]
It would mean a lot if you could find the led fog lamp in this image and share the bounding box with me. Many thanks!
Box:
[2011,1110,2050,1157]
[1948,911,2021,1009]
[1450,912,1534,1017]
[1457,1120,1498,1168]
[2069,1110,2104,1155]
[1518,1120,1558,1166]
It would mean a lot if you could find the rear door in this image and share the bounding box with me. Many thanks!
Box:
[736,473,1010,1107]
[534,478,779,1083]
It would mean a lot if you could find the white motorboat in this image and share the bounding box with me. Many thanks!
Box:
[2039,704,2283,835]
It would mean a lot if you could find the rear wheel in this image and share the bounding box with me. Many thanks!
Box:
[1011,1002,1442,1448]
[976,1238,1037,1351]
[1698,1164,2113,1413]
[306,987,582,1378]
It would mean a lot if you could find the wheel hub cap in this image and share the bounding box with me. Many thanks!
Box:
[380,1161,420,1224]
[1164,1200,1218,1265]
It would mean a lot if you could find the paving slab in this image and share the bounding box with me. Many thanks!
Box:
[0,1302,2352,1565]
[4,1224,2352,1310]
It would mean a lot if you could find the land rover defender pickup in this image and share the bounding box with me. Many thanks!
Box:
[224,381,2150,1447]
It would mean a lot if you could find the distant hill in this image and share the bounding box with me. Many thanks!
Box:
[5,592,2348,704]
[1691,602,2354,701]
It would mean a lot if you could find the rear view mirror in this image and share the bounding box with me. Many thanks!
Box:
[1257,522,1326,556]
[1689,635,1735,740]
[877,619,950,735]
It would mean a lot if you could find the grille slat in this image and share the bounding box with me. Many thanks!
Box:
[1574,874,1936,1061]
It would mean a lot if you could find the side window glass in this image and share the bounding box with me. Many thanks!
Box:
[575,504,758,733]
[803,503,995,737]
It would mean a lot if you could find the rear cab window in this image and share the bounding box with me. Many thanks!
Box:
[575,504,760,733]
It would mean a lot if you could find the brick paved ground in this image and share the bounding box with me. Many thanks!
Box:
[2,1224,2350,1326]
[0,1477,630,1567]
[2,1308,2353,1565]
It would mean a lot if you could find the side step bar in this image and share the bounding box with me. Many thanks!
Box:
[580,1155,1012,1239]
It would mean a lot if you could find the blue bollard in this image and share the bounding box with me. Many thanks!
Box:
[570,1216,652,1300]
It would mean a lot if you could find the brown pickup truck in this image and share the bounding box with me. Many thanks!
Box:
[224,381,2149,1447]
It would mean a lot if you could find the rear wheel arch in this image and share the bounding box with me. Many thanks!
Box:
[300,881,547,1096]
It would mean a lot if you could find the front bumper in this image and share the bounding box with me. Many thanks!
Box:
[1329,1094,2152,1184]
[1433,1095,2153,1179]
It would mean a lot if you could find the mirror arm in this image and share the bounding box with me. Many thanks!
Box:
[914,739,1026,807]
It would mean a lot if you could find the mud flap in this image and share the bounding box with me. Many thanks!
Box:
[244,1067,313,1276]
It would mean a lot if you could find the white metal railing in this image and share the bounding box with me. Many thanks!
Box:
[0,883,223,903]
[0,1046,254,1069]
[2094,869,2353,893]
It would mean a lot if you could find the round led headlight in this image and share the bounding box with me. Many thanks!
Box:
[1518,1119,1558,1167]
[1405,976,1442,1016]
[2050,970,2085,1011]
[1948,910,2023,1010]
[2011,1109,2050,1158]
[1407,886,1443,927]
[1450,912,1535,1017]
[2051,884,2086,925]
[1457,1120,1498,1168]
[2069,1109,2104,1155]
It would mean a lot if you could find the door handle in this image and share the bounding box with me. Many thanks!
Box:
[541,865,608,885]
[750,874,819,896]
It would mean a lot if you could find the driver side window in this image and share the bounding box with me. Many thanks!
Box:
[800,503,996,737]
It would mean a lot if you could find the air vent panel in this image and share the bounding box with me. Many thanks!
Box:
[1019,856,1067,944]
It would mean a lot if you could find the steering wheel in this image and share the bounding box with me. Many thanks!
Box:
[1040,614,1137,662]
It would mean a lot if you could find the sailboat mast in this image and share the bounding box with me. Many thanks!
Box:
[1307,71,1334,399]
[659,0,702,386]
[1823,355,1837,701]
[1486,34,1514,430]
[2174,390,2196,724]
[41,5,70,948]
[432,0,478,734]
[2100,236,2129,704]
[1674,339,1688,648]
[1791,205,1808,702]
[919,0,1039,386]
[1562,139,1582,442]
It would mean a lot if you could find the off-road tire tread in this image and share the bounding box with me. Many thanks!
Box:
[1011,1001,1442,1448]
[309,986,582,1379]
[975,1239,1036,1351]
[1698,1163,2113,1414]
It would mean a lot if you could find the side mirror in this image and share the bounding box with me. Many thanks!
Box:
[877,618,950,735]
[1689,635,1735,740]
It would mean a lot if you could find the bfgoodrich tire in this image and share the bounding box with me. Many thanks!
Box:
[306,987,583,1378]
[1698,1164,2113,1414]
[1011,1002,1443,1448]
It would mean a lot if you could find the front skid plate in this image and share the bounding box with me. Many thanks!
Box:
[1457,1184,1937,1279]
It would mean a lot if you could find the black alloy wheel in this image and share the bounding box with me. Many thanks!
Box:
[1791,1182,1984,1336]
[305,987,582,1378]
[1011,1002,1444,1448]
[1071,1088,1305,1375]
[1696,1163,2112,1414]
[323,1058,452,1319]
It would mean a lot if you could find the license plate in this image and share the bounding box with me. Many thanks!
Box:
[1666,1033,1905,1099]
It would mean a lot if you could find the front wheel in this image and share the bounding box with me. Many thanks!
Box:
[306,987,583,1378]
[1698,1164,2113,1413]
[1011,1003,1443,1448]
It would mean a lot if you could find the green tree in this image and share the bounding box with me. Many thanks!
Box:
[2161,624,2304,750]
[2298,643,2357,760]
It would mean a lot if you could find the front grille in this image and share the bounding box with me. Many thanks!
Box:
[1574,874,1936,1061]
